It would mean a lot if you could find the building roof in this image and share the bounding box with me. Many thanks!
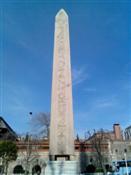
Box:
[0,116,18,140]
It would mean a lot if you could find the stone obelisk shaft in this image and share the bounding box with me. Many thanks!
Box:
[49,9,74,159]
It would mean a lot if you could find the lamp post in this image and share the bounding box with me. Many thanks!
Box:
[115,149,118,172]
[25,112,33,174]
[124,152,129,175]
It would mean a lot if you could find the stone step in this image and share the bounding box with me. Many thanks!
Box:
[45,161,80,175]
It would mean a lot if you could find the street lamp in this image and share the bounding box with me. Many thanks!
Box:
[25,112,33,174]
[124,152,129,175]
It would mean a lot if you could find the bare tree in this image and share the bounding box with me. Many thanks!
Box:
[85,129,110,174]
[20,134,40,175]
[30,112,50,139]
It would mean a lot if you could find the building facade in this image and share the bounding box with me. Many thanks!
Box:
[125,125,131,140]
[0,118,130,174]
[5,139,131,174]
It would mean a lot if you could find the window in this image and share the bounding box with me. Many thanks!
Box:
[13,165,24,174]
[115,149,118,153]
[124,148,127,153]
[32,165,41,175]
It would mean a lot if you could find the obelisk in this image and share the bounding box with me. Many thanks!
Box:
[49,9,74,160]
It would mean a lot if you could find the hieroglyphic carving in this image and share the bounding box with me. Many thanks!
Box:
[56,22,67,150]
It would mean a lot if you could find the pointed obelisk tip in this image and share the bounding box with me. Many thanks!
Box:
[56,8,68,19]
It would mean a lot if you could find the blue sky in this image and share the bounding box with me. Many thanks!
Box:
[0,0,130,137]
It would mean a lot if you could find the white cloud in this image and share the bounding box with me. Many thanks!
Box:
[72,67,88,86]
[95,96,118,108]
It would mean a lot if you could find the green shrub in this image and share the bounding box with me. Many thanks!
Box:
[95,167,104,172]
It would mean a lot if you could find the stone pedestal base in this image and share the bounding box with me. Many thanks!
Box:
[45,161,80,175]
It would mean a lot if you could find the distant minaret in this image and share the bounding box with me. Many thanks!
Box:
[49,9,74,160]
